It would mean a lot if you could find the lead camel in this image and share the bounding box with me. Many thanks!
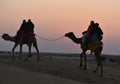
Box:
[2,33,40,61]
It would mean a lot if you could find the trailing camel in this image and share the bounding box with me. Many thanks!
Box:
[65,32,103,76]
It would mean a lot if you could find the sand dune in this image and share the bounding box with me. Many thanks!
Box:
[0,55,120,84]
[0,63,82,84]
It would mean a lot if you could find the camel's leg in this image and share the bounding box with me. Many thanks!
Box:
[33,38,40,61]
[24,44,32,61]
[94,46,103,76]
[19,45,22,60]
[34,44,40,61]
[80,49,86,67]
[80,51,87,70]
[28,45,32,57]
[12,43,18,60]
[94,56,103,76]
[84,53,87,70]
[99,46,103,76]
[100,61,103,76]
[80,53,83,67]
[94,56,99,73]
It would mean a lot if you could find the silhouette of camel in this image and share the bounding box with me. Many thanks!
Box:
[65,32,103,76]
[2,33,40,61]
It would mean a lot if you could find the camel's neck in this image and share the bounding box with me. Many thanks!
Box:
[68,34,82,44]
[5,35,16,42]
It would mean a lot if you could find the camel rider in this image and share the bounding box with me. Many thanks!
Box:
[16,20,27,42]
[91,23,103,41]
[82,21,95,48]
[24,19,35,36]
[82,31,87,46]
[86,21,95,40]
[82,22,103,49]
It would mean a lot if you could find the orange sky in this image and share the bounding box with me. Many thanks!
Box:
[0,0,120,54]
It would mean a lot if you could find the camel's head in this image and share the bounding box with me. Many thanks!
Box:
[65,32,74,38]
[65,32,82,44]
[2,33,10,40]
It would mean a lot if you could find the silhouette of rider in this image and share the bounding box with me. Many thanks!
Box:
[16,19,35,43]
[82,21,103,48]
[82,21,95,47]
[87,21,95,39]
[91,23,103,40]
[16,20,27,42]
[24,19,34,35]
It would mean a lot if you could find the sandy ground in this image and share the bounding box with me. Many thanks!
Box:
[0,55,120,84]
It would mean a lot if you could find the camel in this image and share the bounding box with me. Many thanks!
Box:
[2,33,40,61]
[65,32,103,76]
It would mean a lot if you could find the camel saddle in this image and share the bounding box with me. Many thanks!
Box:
[82,39,103,53]
[17,34,34,44]
[22,34,33,43]
[88,39,103,52]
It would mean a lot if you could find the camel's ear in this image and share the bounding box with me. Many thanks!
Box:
[68,32,73,35]
[2,33,7,36]
[4,33,8,35]
[67,32,73,34]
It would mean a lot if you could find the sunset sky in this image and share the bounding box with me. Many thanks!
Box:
[0,0,120,55]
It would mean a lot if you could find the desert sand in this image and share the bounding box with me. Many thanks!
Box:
[0,55,120,84]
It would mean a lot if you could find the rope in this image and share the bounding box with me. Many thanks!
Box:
[35,34,65,41]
